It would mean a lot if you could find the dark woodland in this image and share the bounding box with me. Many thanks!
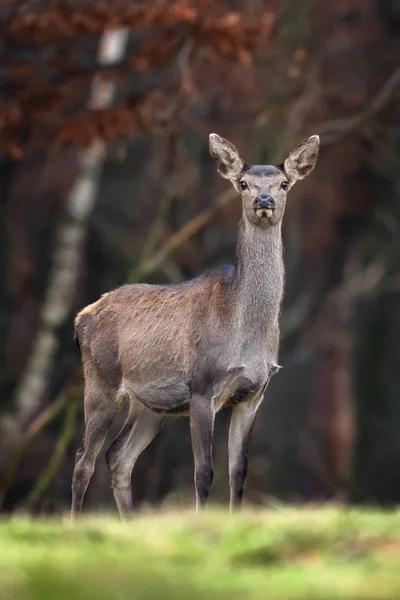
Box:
[0,0,400,514]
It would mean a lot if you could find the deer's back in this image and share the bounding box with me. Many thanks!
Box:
[75,269,236,408]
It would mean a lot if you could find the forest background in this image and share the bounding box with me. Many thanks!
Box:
[1,0,400,514]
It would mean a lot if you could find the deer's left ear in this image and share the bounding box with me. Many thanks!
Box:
[209,133,244,182]
[284,135,319,184]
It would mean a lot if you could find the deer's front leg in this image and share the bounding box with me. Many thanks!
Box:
[228,399,260,510]
[190,395,215,510]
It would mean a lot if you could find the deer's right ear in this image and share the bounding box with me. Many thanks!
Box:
[209,134,244,183]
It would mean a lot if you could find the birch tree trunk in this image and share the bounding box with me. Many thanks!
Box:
[0,28,129,463]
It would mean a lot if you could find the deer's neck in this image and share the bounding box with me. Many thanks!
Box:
[232,216,284,343]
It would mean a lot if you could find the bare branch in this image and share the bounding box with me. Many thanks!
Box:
[317,66,400,145]
[129,187,236,282]
[22,398,79,511]
[0,390,68,508]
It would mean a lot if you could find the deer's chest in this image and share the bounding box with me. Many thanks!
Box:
[211,364,274,413]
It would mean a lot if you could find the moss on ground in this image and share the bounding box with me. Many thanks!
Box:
[1,507,400,599]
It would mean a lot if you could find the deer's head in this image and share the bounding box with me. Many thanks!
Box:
[209,133,319,227]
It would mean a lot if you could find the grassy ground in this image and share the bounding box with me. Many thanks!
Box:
[1,507,400,599]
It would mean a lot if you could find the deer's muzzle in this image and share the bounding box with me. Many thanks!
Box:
[254,195,275,219]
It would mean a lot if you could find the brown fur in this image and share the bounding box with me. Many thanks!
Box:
[71,133,319,517]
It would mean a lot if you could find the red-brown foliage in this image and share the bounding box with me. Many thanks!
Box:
[0,0,275,156]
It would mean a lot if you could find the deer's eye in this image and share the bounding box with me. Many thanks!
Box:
[281,181,289,190]
[240,181,248,190]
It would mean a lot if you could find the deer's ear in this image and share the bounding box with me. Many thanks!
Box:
[209,133,244,182]
[284,135,319,184]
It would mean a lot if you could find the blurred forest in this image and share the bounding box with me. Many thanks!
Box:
[0,0,399,514]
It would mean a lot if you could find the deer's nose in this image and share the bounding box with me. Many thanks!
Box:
[255,195,276,210]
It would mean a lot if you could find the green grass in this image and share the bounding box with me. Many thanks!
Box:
[1,507,400,599]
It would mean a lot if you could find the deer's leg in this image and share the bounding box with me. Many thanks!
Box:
[228,400,259,510]
[106,400,164,516]
[71,380,117,518]
[190,395,215,510]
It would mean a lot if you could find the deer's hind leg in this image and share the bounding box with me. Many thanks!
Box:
[105,398,164,516]
[71,374,118,518]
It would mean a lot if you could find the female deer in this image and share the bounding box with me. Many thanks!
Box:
[71,133,319,516]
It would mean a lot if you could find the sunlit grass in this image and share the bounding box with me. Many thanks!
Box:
[1,507,400,599]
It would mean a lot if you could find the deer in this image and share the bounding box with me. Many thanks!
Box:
[71,133,319,518]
